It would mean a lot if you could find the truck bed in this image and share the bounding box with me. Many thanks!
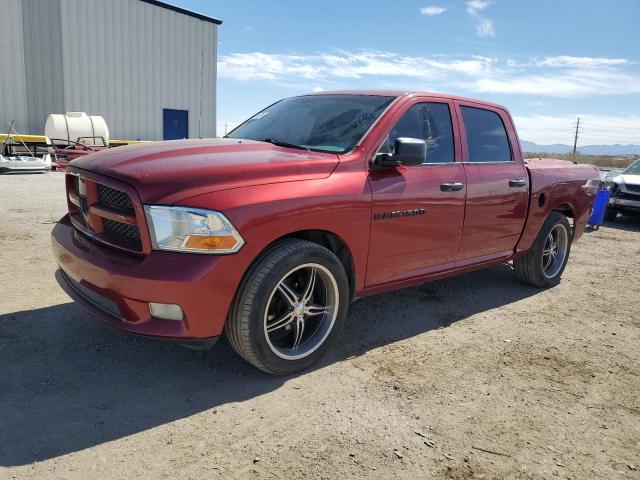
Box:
[515,158,599,257]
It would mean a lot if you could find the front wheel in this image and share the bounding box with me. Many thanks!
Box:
[226,239,350,375]
[514,212,572,288]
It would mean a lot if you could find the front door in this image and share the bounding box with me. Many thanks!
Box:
[454,102,529,264]
[367,100,467,286]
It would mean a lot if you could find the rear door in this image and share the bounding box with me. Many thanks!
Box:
[454,101,529,264]
[366,98,467,286]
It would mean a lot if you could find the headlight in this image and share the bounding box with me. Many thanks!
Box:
[144,206,244,254]
[583,178,601,195]
[603,181,618,192]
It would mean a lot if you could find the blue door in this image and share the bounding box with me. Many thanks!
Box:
[163,109,189,140]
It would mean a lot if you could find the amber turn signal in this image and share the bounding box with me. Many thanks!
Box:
[184,235,239,250]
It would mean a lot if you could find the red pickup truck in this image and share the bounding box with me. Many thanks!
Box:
[52,91,599,374]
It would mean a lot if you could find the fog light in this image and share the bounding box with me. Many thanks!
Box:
[149,302,184,321]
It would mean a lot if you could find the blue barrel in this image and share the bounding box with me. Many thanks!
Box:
[588,189,611,226]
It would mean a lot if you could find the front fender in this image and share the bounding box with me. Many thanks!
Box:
[174,175,371,293]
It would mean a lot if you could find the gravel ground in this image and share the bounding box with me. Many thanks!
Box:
[1,172,639,480]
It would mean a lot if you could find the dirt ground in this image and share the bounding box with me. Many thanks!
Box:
[1,172,639,480]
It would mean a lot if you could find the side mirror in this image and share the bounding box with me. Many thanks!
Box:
[371,137,426,169]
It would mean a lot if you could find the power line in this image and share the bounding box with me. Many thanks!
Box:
[575,133,639,142]
[580,122,640,131]
[571,119,639,147]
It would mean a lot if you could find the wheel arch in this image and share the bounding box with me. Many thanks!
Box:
[551,202,576,219]
[239,229,357,304]
[284,230,356,300]
[550,202,576,233]
[515,200,577,258]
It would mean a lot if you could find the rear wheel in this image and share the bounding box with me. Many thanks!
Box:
[514,212,571,288]
[226,239,350,375]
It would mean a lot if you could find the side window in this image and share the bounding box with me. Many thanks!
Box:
[384,102,455,164]
[461,106,512,162]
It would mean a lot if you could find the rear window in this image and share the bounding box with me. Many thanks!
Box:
[461,106,512,162]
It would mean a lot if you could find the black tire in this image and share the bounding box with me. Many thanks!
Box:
[226,239,350,375]
[514,212,572,288]
[604,207,618,222]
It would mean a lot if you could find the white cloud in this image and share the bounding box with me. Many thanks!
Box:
[514,114,640,145]
[219,51,496,83]
[466,0,492,14]
[466,0,495,37]
[218,50,640,98]
[535,56,629,68]
[420,6,447,16]
[475,18,495,37]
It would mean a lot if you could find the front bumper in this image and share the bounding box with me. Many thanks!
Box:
[52,215,248,341]
[610,196,640,212]
[0,163,49,174]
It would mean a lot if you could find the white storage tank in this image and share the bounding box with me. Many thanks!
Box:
[45,112,109,146]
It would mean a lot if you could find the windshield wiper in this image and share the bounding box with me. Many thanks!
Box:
[262,138,310,151]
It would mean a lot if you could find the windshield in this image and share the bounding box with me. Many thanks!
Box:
[226,95,396,153]
[623,159,640,175]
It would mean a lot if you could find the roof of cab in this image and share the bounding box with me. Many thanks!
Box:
[306,90,507,111]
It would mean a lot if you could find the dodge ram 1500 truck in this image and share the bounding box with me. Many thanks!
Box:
[52,91,599,374]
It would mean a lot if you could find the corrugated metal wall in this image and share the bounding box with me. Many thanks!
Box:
[0,0,217,140]
[0,0,29,134]
[58,0,217,140]
[22,0,65,135]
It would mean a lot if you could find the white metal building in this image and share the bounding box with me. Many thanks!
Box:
[0,0,220,140]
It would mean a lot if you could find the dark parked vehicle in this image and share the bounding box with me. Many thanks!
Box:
[604,159,640,220]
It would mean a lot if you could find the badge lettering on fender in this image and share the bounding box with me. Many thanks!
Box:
[373,208,426,220]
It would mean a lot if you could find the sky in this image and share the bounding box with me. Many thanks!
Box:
[176,0,640,146]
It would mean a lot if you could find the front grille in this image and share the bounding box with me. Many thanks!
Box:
[98,184,134,214]
[103,218,142,251]
[66,173,144,253]
[625,184,640,194]
[71,175,79,194]
[79,196,88,214]
[616,192,640,201]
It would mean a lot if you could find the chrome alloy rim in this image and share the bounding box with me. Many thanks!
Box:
[542,224,569,279]
[263,263,339,360]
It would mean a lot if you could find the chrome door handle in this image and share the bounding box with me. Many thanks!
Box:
[509,178,527,188]
[440,182,464,192]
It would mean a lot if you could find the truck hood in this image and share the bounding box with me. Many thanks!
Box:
[612,174,640,186]
[70,138,339,204]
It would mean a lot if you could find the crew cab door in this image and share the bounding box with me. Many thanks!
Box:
[453,101,529,264]
[366,99,466,286]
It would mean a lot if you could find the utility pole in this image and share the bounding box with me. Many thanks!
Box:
[572,117,580,156]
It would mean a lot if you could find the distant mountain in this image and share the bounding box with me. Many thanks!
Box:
[521,140,640,156]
